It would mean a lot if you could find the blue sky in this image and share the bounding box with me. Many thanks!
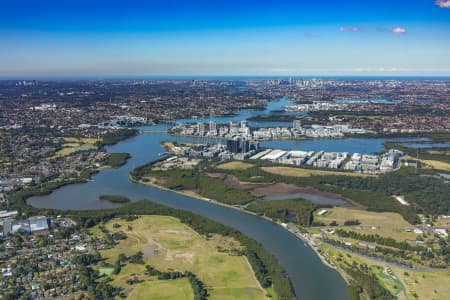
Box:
[1,0,450,77]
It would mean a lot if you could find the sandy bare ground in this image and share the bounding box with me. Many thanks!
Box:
[143,238,160,258]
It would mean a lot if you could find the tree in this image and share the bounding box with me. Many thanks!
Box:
[113,258,121,275]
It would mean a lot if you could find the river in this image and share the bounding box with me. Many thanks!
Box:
[28,98,429,300]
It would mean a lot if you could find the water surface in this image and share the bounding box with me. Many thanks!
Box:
[28,98,431,300]
[265,193,351,207]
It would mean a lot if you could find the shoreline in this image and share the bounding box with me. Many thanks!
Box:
[285,227,347,281]
[167,132,343,142]
[129,174,347,278]
[128,174,262,218]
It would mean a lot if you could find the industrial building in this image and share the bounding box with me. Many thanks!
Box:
[3,216,50,236]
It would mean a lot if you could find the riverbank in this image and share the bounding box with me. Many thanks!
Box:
[167,131,343,142]
[15,155,134,212]
[129,174,261,218]
[129,173,346,277]
[98,194,131,204]
[286,226,346,278]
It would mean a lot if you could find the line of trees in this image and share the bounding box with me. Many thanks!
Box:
[41,200,296,300]
[213,163,450,223]
[75,253,120,299]
[145,264,208,299]
[344,262,395,300]
[247,199,316,226]
[335,229,422,252]
[98,128,138,146]
[323,238,415,268]
[132,165,257,205]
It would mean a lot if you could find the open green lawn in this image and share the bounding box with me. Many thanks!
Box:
[98,267,114,276]
[315,207,416,241]
[92,216,267,300]
[48,136,99,159]
[128,278,193,300]
[262,166,373,177]
[216,161,255,170]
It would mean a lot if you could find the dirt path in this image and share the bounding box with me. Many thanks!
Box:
[243,256,266,293]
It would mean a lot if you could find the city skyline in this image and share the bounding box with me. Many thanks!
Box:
[1,0,450,78]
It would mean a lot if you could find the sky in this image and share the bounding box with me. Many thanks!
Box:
[1,0,450,78]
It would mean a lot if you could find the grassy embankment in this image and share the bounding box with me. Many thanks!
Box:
[319,242,450,300]
[90,216,270,300]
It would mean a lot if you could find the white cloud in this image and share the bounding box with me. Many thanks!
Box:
[392,27,407,34]
[436,0,450,8]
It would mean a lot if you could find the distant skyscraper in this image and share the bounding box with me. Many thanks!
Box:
[226,138,257,154]
[229,121,239,134]
[197,122,205,134]
[293,119,302,130]
[230,121,239,129]
[209,121,216,132]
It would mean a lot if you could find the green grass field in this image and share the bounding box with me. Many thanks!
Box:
[262,166,373,177]
[128,278,193,300]
[394,269,450,300]
[98,267,114,276]
[48,136,99,159]
[92,216,267,300]
[217,161,255,170]
[315,207,416,241]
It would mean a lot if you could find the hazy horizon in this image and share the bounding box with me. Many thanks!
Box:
[1,0,450,77]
